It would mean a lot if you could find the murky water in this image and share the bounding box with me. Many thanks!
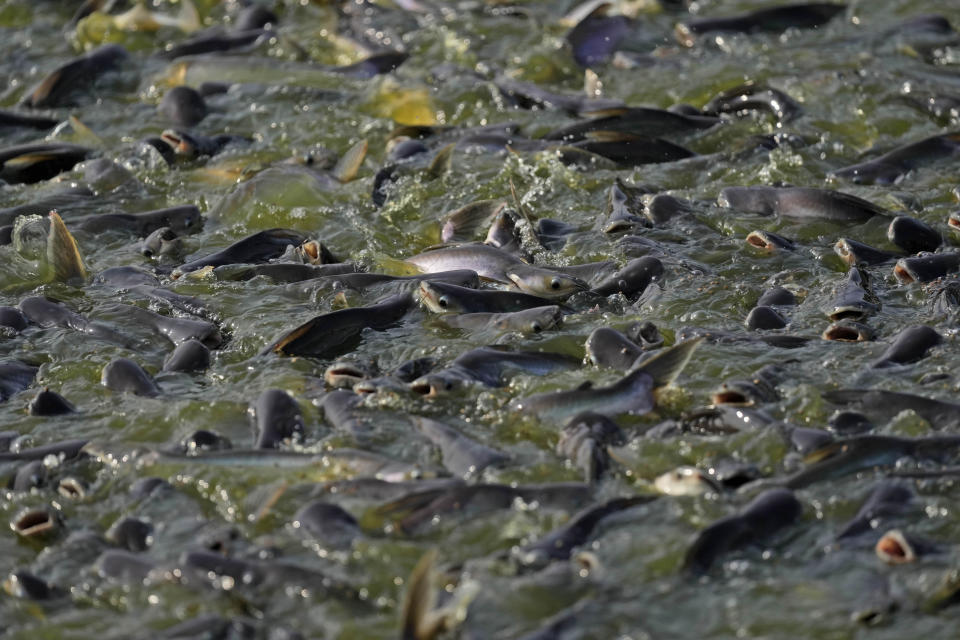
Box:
[2,0,960,638]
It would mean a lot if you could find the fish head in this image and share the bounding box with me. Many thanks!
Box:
[409,373,463,397]
[417,282,466,313]
[654,466,718,496]
[505,265,588,299]
[160,129,199,158]
[492,306,563,334]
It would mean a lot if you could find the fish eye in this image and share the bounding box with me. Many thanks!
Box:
[531,323,542,332]
[438,297,448,308]
[444,381,453,390]
[550,278,561,290]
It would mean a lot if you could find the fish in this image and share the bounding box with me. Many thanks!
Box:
[556,412,627,482]
[645,193,700,226]
[2,570,62,601]
[831,132,960,184]
[601,178,652,232]
[213,262,359,283]
[510,338,701,420]
[77,204,202,236]
[250,389,304,449]
[101,358,160,397]
[584,327,645,370]
[439,199,507,243]
[711,364,784,407]
[745,230,796,251]
[418,281,557,314]
[565,3,632,67]
[405,244,524,283]
[493,76,624,115]
[590,256,663,297]
[302,270,480,296]
[400,549,447,640]
[513,496,657,570]
[822,319,875,342]
[173,228,312,277]
[675,3,846,47]
[684,488,803,574]
[139,227,181,260]
[410,347,580,396]
[0,361,38,403]
[757,287,797,306]
[893,252,960,283]
[834,237,900,267]
[19,296,129,344]
[823,388,960,429]
[21,44,129,109]
[835,480,914,540]
[824,267,879,321]
[504,264,589,299]
[678,326,811,349]
[437,305,563,334]
[319,390,373,438]
[0,439,87,464]
[871,325,942,368]
[158,85,207,127]
[718,186,887,222]
[0,142,93,184]
[115,304,221,347]
[887,216,941,254]
[0,109,59,131]
[655,467,722,496]
[745,306,788,330]
[27,388,76,416]
[0,185,95,227]
[292,501,361,548]
[544,107,720,143]
[702,83,802,122]
[412,416,508,478]
[105,517,154,552]
[262,294,413,359]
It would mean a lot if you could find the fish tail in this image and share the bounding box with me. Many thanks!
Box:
[632,337,703,387]
[333,139,368,183]
[46,211,87,284]
[400,548,442,640]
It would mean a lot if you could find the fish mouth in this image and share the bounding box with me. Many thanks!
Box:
[711,388,752,406]
[828,306,870,322]
[822,322,871,342]
[875,529,915,564]
[948,215,960,231]
[746,231,775,250]
[409,379,437,397]
[834,240,856,265]
[160,130,192,155]
[324,364,368,388]
[12,509,57,538]
[893,262,915,284]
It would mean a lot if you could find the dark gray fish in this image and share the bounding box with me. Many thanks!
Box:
[292,501,361,548]
[0,109,59,131]
[556,412,627,482]
[96,549,155,583]
[27,388,76,415]
[745,230,797,251]
[875,529,939,564]
[179,429,231,453]
[828,410,875,435]
[823,388,960,429]
[413,416,508,478]
[836,481,913,540]
[834,237,900,267]
[139,227,182,259]
[718,186,887,222]
[0,142,93,184]
[419,281,556,314]
[566,4,632,67]
[831,132,960,184]
[3,570,63,600]
[703,83,802,122]
[0,361,37,403]
[493,76,623,115]
[684,488,803,574]
[317,477,464,502]
[101,357,160,396]
[822,319,874,342]
[887,216,941,254]
[250,389,304,449]
[0,439,87,463]
[161,30,267,60]
[158,86,207,127]
[320,390,371,438]
[158,128,248,161]
[872,325,942,368]
[678,326,811,349]
[790,427,835,455]
[786,434,960,489]
[438,305,563,335]
[757,287,796,306]
[825,267,879,321]
[378,482,592,533]
[11,507,60,540]
[78,204,202,236]
[930,278,960,315]
[648,405,778,437]
[745,306,787,330]
[119,304,221,347]
[591,256,663,297]
[585,327,644,370]
[646,193,699,226]
[262,294,413,358]
[567,132,698,166]
[410,347,580,396]
[21,44,129,109]
[711,364,783,407]
[513,496,656,570]
[894,252,960,283]
[601,178,651,232]
[625,321,664,350]
[538,218,579,250]
[675,3,846,46]
[214,262,359,282]
[106,517,154,552]
[511,338,701,420]
[162,339,211,373]
[174,228,310,276]
[10,460,46,492]
[234,4,278,31]
[324,359,378,389]
[0,185,95,227]
[545,107,719,143]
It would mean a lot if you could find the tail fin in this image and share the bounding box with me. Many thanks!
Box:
[46,211,86,284]
[332,139,368,183]
[632,337,703,388]
[400,549,444,640]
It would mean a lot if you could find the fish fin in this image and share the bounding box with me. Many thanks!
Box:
[426,143,454,179]
[332,139,367,183]
[46,211,87,283]
[440,200,506,243]
[177,0,201,33]
[577,106,628,118]
[400,549,444,640]
[379,256,423,276]
[24,69,63,107]
[632,337,703,388]
[268,316,320,354]
[4,151,74,168]
[376,488,447,517]
[582,130,640,143]
[67,115,104,147]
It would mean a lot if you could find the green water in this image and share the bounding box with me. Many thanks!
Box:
[2,0,960,637]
